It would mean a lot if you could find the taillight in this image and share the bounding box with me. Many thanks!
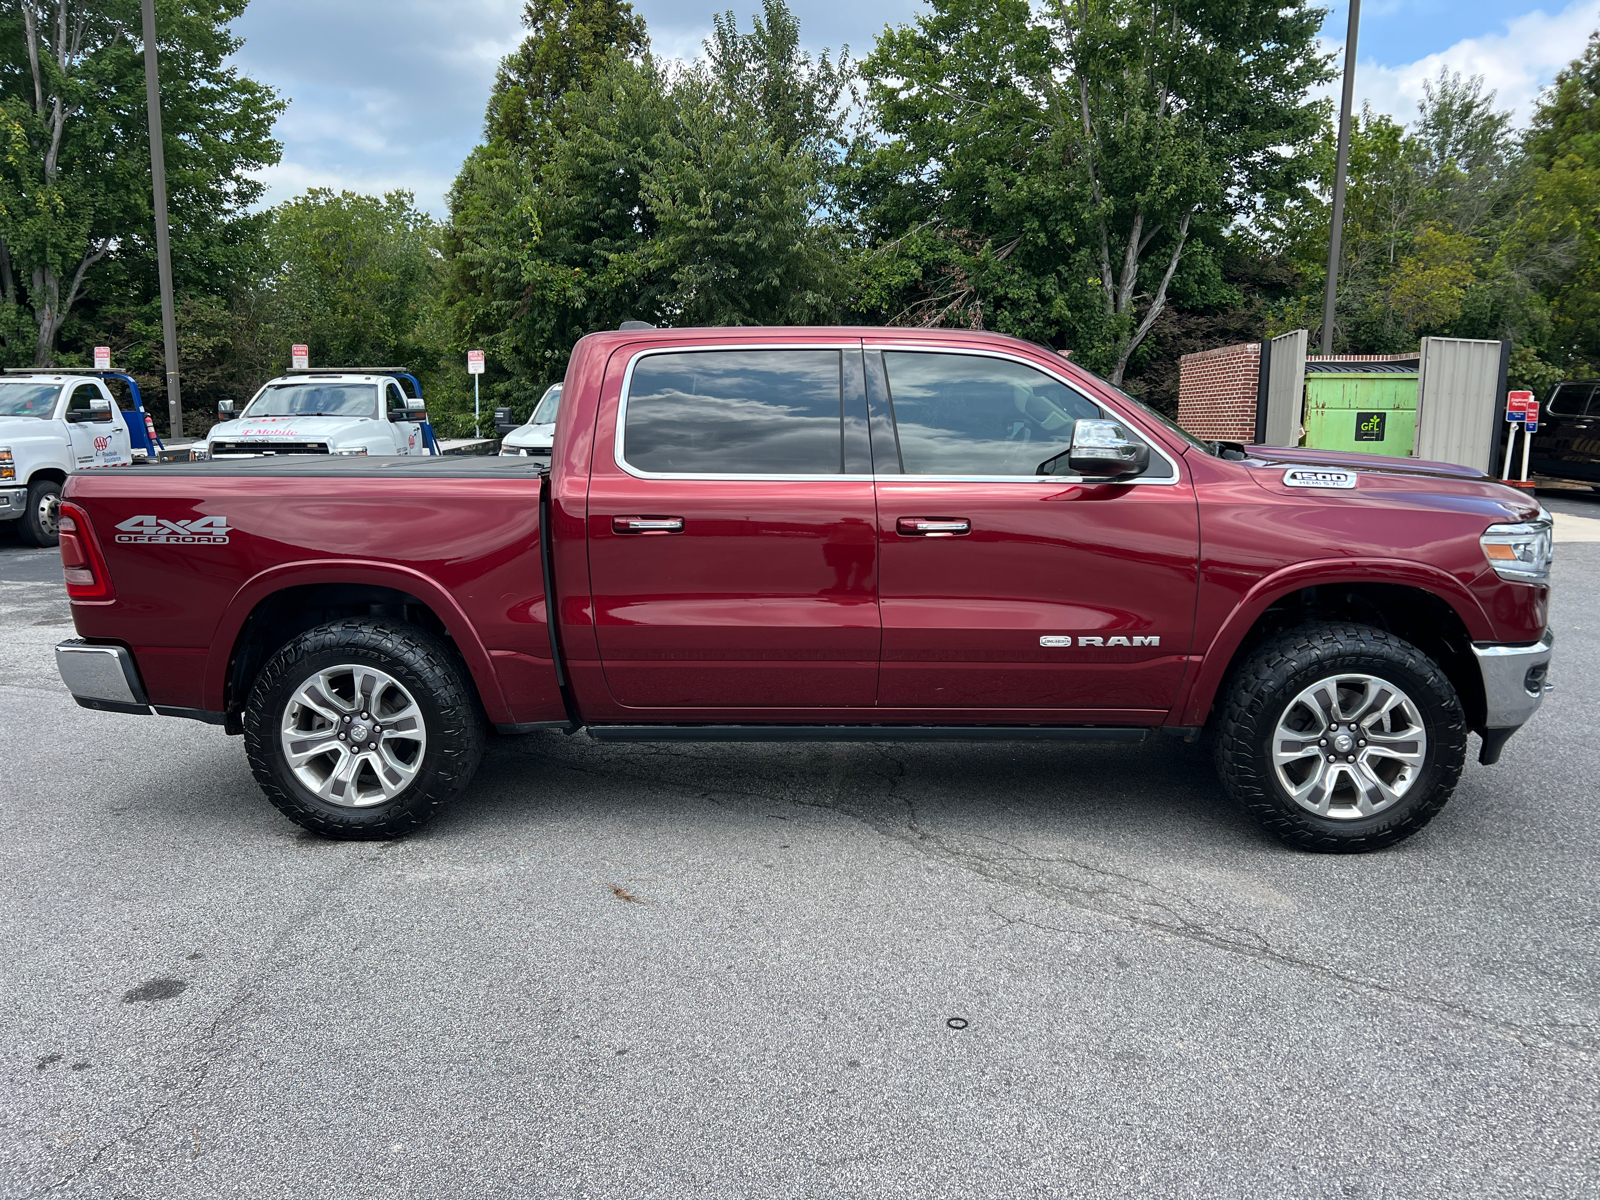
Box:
[58,504,115,600]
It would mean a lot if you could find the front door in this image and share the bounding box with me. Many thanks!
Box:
[384,382,422,454]
[587,344,879,710]
[867,345,1200,719]
[62,381,124,468]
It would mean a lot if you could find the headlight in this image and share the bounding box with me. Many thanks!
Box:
[190,446,210,462]
[1481,516,1554,584]
[0,448,13,481]
[332,447,368,456]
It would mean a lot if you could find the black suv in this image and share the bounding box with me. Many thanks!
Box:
[1531,380,1600,488]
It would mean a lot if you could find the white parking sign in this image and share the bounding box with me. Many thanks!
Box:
[468,350,485,375]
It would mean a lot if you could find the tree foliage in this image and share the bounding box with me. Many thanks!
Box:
[0,0,280,368]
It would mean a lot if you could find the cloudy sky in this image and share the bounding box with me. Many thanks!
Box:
[227,0,1600,216]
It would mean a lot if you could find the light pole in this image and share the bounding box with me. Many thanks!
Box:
[141,0,182,439]
[1321,0,1360,356]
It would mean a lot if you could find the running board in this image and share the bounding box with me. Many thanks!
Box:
[584,725,1152,743]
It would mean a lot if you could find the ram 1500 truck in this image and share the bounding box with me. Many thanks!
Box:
[53,327,1555,852]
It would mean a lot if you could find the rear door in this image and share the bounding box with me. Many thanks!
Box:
[868,344,1200,718]
[587,343,879,709]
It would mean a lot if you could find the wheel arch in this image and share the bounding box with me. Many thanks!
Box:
[1179,561,1491,732]
[28,467,67,486]
[208,562,512,725]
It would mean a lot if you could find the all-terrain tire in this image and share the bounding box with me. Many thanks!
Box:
[244,619,485,839]
[19,478,61,547]
[1213,622,1467,853]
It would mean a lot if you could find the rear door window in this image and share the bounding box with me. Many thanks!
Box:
[622,350,844,475]
[1548,384,1594,417]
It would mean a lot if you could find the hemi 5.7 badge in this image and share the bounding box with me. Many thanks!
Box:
[114,515,231,545]
[1283,466,1357,489]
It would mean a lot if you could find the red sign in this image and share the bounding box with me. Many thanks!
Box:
[1506,391,1532,421]
[93,346,111,370]
[467,350,485,376]
[291,344,309,369]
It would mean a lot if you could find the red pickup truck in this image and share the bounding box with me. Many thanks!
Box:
[53,327,1554,852]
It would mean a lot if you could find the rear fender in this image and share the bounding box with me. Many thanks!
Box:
[206,560,512,723]
[1175,558,1493,728]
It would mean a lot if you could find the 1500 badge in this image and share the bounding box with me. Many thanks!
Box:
[115,515,230,544]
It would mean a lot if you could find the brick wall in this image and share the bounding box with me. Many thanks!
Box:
[1177,342,1260,442]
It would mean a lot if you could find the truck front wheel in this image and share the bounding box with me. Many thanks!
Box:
[243,619,485,839]
[1213,622,1467,853]
[20,479,61,547]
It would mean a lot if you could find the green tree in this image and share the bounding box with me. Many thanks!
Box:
[482,0,648,160]
[0,0,281,367]
[854,0,1331,384]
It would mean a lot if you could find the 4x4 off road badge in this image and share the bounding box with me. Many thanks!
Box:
[1283,466,1357,489]
[114,515,230,545]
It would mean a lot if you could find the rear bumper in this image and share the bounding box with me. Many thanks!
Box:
[55,640,150,715]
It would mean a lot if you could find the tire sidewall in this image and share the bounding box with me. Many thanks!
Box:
[1255,649,1458,840]
[22,479,61,548]
[246,625,472,837]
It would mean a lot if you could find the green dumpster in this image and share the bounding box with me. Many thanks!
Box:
[1302,364,1419,457]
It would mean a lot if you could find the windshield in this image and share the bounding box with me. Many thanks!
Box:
[244,383,376,419]
[0,383,61,419]
[530,384,562,426]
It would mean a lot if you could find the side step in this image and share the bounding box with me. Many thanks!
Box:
[584,725,1151,743]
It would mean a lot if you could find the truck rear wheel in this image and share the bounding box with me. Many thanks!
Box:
[243,619,485,839]
[19,478,61,547]
[1213,622,1467,853]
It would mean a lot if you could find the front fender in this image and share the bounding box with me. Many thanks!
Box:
[1173,557,1494,728]
[204,559,512,723]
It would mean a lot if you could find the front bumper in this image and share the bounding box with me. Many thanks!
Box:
[0,486,26,518]
[55,640,150,716]
[1471,628,1554,762]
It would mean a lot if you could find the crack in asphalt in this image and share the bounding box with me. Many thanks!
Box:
[40,844,394,1194]
[512,737,1597,1061]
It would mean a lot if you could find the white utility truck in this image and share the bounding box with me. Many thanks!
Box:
[0,371,140,546]
[197,369,436,460]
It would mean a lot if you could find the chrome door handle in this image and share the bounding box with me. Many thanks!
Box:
[896,517,970,537]
[613,515,684,534]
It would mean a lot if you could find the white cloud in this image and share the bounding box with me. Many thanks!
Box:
[1325,0,1600,127]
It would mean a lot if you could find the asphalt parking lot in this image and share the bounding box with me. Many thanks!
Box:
[3,492,1599,1199]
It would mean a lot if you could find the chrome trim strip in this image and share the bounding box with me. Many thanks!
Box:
[611,341,1184,485]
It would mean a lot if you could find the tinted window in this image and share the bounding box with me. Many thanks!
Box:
[624,350,843,474]
[883,352,1104,476]
[66,383,111,420]
[1547,383,1595,417]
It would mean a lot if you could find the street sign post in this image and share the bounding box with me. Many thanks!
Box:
[291,344,309,370]
[468,350,485,438]
[1503,390,1535,484]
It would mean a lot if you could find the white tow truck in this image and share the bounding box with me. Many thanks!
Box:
[196,368,437,460]
[0,369,153,546]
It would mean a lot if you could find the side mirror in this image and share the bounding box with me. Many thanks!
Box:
[494,406,518,436]
[389,398,427,422]
[1040,419,1150,480]
[90,397,113,417]
[217,400,235,418]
